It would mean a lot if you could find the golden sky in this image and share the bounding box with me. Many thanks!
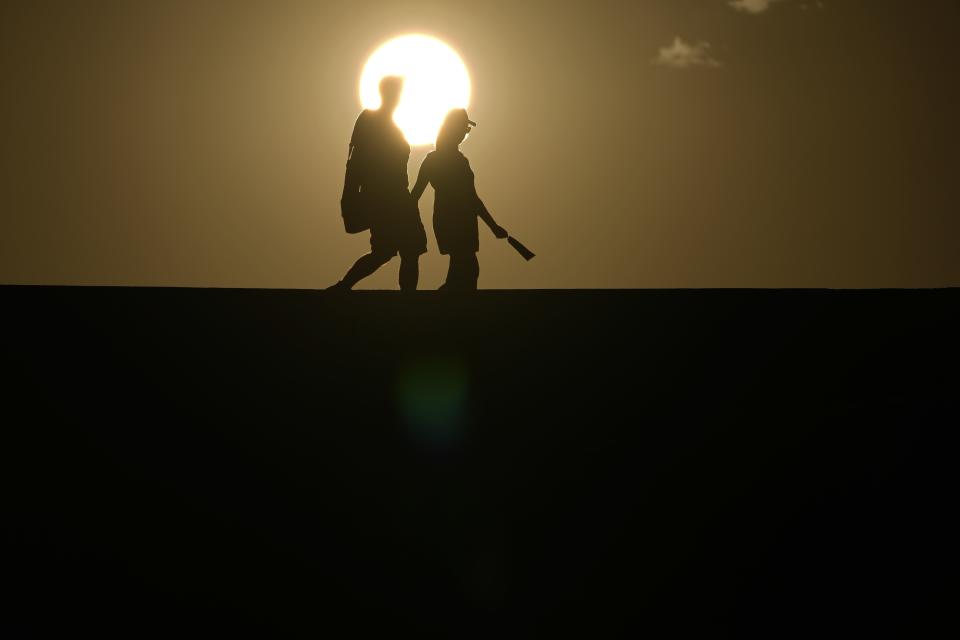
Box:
[1,0,957,288]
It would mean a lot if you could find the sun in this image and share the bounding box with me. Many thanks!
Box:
[360,34,471,146]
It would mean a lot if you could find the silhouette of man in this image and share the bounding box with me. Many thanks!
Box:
[329,76,427,291]
[412,109,508,290]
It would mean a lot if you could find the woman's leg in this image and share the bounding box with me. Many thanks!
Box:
[333,251,394,289]
[398,252,420,291]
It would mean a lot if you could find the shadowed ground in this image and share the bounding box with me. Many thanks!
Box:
[3,287,957,637]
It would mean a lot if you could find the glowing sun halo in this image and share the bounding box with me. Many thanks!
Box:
[360,35,471,146]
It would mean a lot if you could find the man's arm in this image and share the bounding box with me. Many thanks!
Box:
[477,197,508,239]
[467,158,507,238]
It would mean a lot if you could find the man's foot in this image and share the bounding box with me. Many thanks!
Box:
[326,281,352,292]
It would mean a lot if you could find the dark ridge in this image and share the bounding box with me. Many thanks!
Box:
[4,286,957,637]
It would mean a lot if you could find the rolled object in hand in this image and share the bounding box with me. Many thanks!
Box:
[507,236,535,261]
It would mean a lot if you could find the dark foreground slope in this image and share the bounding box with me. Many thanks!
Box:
[3,287,957,637]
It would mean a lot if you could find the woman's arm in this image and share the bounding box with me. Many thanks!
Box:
[343,145,361,198]
[410,156,431,201]
[342,112,366,199]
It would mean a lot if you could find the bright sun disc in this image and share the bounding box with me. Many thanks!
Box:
[360,34,471,146]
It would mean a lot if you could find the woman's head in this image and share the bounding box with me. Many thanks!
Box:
[436,109,476,150]
[378,76,404,113]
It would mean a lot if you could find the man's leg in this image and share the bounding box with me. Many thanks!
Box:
[444,253,477,291]
[398,252,420,291]
[465,253,479,290]
[441,254,459,290]
[332,251,393,289]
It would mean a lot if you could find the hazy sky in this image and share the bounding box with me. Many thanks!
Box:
[1,0,957,288]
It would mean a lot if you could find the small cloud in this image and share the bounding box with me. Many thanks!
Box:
[728,0,783,14]
[654,37,721,69]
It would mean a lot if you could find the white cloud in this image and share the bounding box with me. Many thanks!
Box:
[654,37,721,69]
[728,0,783,14]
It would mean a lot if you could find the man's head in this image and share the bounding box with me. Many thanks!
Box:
[436,108,476,150]
[378,76,404,114]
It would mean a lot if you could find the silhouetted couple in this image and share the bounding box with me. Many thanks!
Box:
[329,76,507,291]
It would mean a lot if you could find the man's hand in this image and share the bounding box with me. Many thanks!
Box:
[491,224,509,239]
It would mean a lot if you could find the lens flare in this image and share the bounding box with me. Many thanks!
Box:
[360,34,471,146]
[396,356,469,449]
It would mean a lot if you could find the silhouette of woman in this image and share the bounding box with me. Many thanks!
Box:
[411,109,508,290]
[329,76,427,291]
